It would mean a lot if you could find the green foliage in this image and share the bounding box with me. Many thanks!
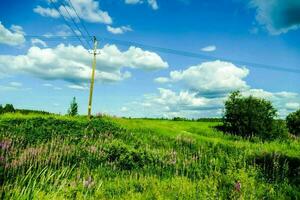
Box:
[0,104,15,114]
[223,91,286,140]
[0,114,299,199]
[67,97,78,116]
[286,109,300,136]
[104,140,154,170]
[15,109,52,115]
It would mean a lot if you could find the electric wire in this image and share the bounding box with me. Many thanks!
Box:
[48,0,89,50]
[60,1,93,49]
[23,35,300,74]
[66,0,93,42]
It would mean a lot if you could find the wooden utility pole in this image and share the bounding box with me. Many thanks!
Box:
[87,36,98,119]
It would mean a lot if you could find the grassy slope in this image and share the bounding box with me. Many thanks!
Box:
[0,114,299,199]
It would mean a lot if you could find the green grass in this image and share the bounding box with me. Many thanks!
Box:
[0,113,299,199]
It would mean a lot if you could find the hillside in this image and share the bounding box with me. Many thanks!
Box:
[0,114,299,199]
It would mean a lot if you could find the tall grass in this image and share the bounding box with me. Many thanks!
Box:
[0,114,299,199]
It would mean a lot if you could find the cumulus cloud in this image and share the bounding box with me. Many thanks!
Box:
[132,87,300,119]
[33,6,60,18]
[107,25,132,34]
[201,45,216,52]
[0,22,26,46]
[34,0,112,24]
[147,60,300,118]
[0,43,168,84]
[124,0,158,10]
[155,60,249,96]
[249,0,300,35]
[31,38,48,47]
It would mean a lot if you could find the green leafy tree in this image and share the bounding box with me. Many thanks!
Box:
[3,104,15,113]
[0,104,3,114]
[286,109,300,136]
[67,97,78,116]
[223,91,287,140]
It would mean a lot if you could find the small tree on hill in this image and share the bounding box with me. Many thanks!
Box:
[286,109,300,136]
[223,91,287,140]
[3,104,15,113]
[68,97,78,116]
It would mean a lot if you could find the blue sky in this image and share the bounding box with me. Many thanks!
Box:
[0,0,299,118]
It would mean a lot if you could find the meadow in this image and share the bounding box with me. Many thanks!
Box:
[0,113,299,199]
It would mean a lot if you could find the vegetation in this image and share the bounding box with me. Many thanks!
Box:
[286,109,300,136]
[0,104,15,114]
[0,113,299,199]
[223,91,288,140]
[67,97,78,116]
[15,109,52,115]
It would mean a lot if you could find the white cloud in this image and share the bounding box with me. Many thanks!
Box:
[42,83,62,90]
[201,45,216,52]
[0,43,168,84]
[0,22,25,46]
[121,106,129,112]
[9,82,22,87]
[131,87,300,119]
[43,25,75,39]
[146,60,300,118]
[147,0,158,10]
[67,84,88,90]
[43,83,53,87]
[31,38,48,47]
[154,77,170,84]
[0,81,31,91]
[124,0,158,10]
[107,25,132,34]
[125,0,142,4]
[156,60,249,95]
[285,102,300,110]
[33,6,60,18]
[34,0,112,24]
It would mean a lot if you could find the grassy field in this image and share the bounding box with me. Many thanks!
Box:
[0,113,299,199]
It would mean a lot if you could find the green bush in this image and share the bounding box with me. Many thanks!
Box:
[223,91,286,140]
[104,140,154,170]
[286,109,300,136]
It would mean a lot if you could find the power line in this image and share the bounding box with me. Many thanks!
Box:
[66,0,93,42]
[23,35,300,74]
[99,37,300,74]
[48,0,89,50]
[60,1,93,49]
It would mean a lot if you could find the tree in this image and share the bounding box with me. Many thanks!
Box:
[223,91,286,140]
[68,97,78,116]
[286,109,300,136]
[0,104,3,114]
[3,104,15,113]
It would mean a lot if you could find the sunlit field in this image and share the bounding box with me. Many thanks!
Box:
[1,113,299,199]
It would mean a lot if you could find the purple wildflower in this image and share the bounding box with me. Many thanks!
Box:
[235,181,241,192]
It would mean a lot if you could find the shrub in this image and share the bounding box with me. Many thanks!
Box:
[286,109,300,136]
[105,140,154,170]
[223,91,285,140]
